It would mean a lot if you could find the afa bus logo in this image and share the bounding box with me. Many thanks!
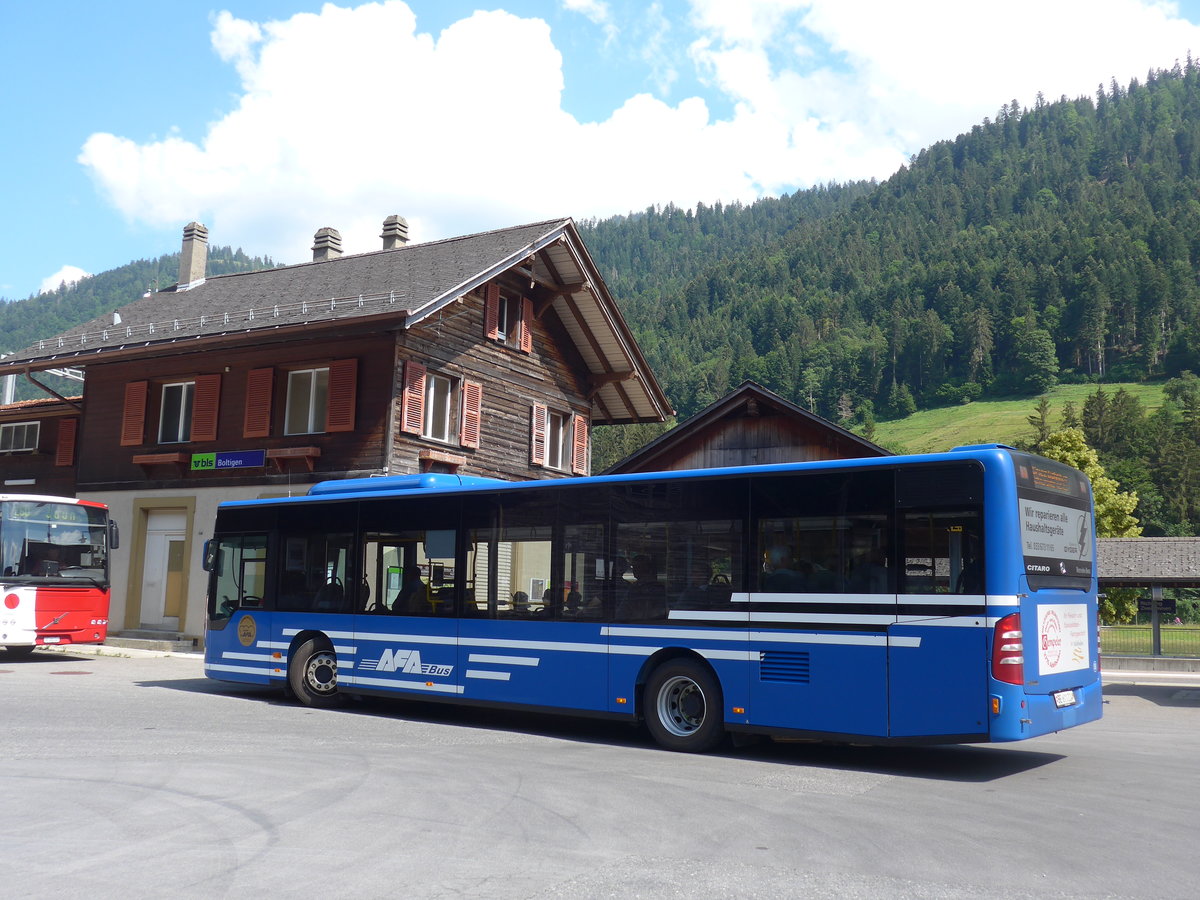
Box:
[1041,609,1063,669]
[360,647,453,678]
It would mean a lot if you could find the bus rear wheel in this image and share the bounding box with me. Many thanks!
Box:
[644,659,725,753]
[289,638,343,708]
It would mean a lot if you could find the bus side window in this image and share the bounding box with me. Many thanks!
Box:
[900,512,983,594]
[752,470,892,595]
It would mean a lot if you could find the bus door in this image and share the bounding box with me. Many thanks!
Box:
[352,497,460,700]
[749,472,892,739]
[204,529,271,683]
[888,465,988,740]
[457,490,609,714]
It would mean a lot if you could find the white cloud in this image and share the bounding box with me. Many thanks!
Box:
[77,0,1200,271]
[561,0,612,28]
[39,265,90,294]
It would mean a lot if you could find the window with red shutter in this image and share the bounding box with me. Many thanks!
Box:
[325,358,357,433]
[530,403,547,466]
[459,381,483,448]
[55,418,78,467]
[120,381,148,447]
[401,361,427,434]
[191,374,221,442]
[243,368,274,438]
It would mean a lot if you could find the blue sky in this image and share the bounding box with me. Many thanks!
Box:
[4,0,1200,301]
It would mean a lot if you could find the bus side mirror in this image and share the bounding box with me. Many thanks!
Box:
[108,520,120,551]
[202,540,219,573]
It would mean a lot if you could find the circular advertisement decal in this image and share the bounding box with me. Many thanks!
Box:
[237,614,257,647]
[1041,609,1062,670]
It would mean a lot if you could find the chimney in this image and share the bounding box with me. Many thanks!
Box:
[312,226,343,261]
[381,215,409,249]
[178,222,209,286]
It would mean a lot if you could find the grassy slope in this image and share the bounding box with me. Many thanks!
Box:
[870,383,1166,454]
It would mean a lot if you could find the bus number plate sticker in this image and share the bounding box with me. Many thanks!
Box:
[42,636,60,644]
[1053,689,1076,709]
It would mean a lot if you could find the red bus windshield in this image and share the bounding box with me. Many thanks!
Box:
[0,499,111,586]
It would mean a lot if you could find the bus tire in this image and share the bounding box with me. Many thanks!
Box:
[644,659,725,753]
[288,638,343,708]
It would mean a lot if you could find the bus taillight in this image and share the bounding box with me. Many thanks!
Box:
[992,613,1024,685]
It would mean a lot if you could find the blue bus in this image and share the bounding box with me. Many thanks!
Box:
[203,445,1102,752]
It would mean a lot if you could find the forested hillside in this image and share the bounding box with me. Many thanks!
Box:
[583,61,1200,427]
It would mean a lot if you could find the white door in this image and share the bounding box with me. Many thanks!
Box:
[142,511,188,630]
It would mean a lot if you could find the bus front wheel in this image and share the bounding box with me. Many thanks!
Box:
[289,638,342,708]
[644,659,725,753]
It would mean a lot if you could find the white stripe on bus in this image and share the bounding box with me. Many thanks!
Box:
[339,674,462,693]
[465,669,512,681]
[205,663,275,676]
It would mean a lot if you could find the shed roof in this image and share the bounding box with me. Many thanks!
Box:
[0,219,670,425]
[1097,537,1200,587]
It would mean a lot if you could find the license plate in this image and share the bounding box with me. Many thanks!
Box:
[41,636,60,644]
[1053,689,1076,708]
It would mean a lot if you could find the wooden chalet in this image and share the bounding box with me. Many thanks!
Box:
[605,380,888,474]
[0,217,670,643]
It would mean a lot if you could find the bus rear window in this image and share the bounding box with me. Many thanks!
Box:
[1010,452,1094,590]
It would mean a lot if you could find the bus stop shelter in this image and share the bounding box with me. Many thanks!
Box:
[1098,537,1200,656]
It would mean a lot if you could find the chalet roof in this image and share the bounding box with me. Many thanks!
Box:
[0,218,670,425]
[605,380,890,473]
[1097,537,1200,587]
[0,396,82,418]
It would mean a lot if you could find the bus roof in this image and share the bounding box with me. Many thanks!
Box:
[217,444,1022,512]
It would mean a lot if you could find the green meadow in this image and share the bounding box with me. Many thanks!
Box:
[871,383,1167,455]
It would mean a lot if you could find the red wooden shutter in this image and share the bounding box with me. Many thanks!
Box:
[325,358,358,433]
[520,297,534,353]
[55,417,78,466]
[530,403,547,466]
[400,361,427,434]
[243,368,274,438]
[484,284,501,340]
[120,381,148,447]
[571,415,589,474]
[459,381,483,448]
[190,374,221,442]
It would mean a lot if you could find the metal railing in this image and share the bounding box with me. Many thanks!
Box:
[1100,626,1200,658]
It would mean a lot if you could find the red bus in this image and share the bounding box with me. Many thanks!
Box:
[1,494,118,656]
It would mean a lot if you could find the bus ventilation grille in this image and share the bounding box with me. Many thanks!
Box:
[759,651,811,684]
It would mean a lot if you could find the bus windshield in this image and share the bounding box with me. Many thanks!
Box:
[0,499,111,585]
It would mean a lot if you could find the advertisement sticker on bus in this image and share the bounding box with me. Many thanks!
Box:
[1037,603,1090,675]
